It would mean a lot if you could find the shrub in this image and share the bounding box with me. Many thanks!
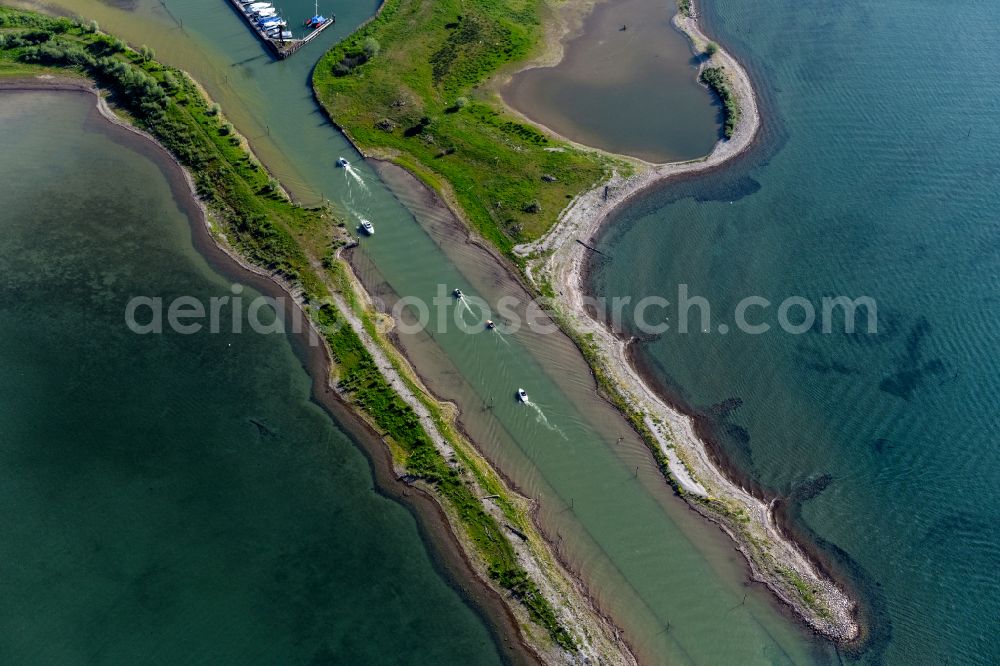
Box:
[700,66,740,138]
[705,41,719,56]
[21,30,52,45]
[162,71,179,92]
[362,37,380,58]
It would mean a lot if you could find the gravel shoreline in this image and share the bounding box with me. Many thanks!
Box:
[512,3,860,643]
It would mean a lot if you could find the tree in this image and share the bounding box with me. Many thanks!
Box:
[705,41,719,57]
[139,44,155,62]
[454,96,469,109]
[362,37,380,58]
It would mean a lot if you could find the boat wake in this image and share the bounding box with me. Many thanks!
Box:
[527,401,567,439]
[344,163,368,191]
[345,204,368,225]
[458,297,477,320]
[492,328,512,347]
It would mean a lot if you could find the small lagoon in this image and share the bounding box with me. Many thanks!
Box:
[503,0,719,163]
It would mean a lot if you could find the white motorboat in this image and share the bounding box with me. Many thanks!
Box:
[517,388,528,403]
[486,320,496,330]
[336,157,350,168]
[360,220,375,235]
[453,288,463,298]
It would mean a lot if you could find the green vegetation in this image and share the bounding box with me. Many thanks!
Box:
[313,0,610,253]
[705,41,719,57]
[313,299,575,651]
[700,66,740,139]
[677,0,693,18]
[773,565,832,619]
[0,7,575,648]
[0,9,330,295]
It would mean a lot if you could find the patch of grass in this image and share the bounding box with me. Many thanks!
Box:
[774,566,831,618]
[313,0,608,254]
[677,0,693,18]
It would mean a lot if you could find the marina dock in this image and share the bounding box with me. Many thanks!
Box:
[225,0,335,59]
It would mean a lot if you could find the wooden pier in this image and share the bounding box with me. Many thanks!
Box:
[225,0,335,59]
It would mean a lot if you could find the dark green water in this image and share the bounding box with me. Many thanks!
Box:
[0,90,504,664]
[590,0,1000,663]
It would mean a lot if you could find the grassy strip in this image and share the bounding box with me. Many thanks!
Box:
[313,300,575,651]
[0,7,574,649]
[0,9,330,296]
[700,66,740,139]
[312,0,611,253]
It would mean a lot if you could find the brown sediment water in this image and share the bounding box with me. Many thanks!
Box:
[503,0,719,163]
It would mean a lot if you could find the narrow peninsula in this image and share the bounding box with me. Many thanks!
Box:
[312,0,859,644]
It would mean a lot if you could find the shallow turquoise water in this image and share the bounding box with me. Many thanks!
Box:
[590,0,1000,663]
[0,91,503,664]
